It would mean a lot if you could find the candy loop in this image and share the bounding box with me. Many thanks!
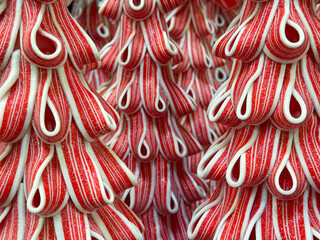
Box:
[119,19,146,70]
[153,156,179,215]
[21,0,67,69]
[214,67,228,82]
[271,62,313,130]
[141,8,181,65]
[33,69,71,143]
[25,132,69,216]
[234,55,265,121]
[99,0,123,20]
[117,68,142,114]
[197,130,231,180]
[225,126,259,187]
[128,109,158,162]
[267,131,306,199]
[264,0,309,63]
[97,23,110,39]
[124,0,155,20]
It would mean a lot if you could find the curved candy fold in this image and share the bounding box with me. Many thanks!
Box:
[124,0,156,20]
[0,52,37,143]
[56,123,114,213]
[267,131,307,200]
[25,131,68,216]
[140,55,168,117]
[117,67,142,114]
[88,139,137,195]
[128,109,158,162]
[0,0,21,70]
[153,155,179,215]
[0,185,25,239]
[122,156,155,215]
[58,60,119,141]
[21,0,67,69]
[141,8,182,65]
[49,0,100,72]
[0,133,30,208]
[33,69,71,143]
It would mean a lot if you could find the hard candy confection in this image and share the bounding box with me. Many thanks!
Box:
[0,0,143,239]
[96,0,211,238]
[189,0,320,239]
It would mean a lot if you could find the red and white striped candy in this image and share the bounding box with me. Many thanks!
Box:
[0,51,37,143]
[295,113,320,192]
[0,185,25,239]
[153,155,179,215]
[267,130,307,200]
[154,111,201,161]
[105,114,130,160]
[188,182,239,240]
[0,0,21,70]
[124,0,155,20]
[24,131,68,216]
[90,189,144,240]
[174,159,207,203]
[49,0,100,72]
[88,138,137,195]
[213,0,277,61]
[121,155,155,215]
[140,55,168,117]
[56,123,115,213]
[128,109,158,162]
[119,15,146,70]
[58,60,119,141]
[20,0,67,69]
[117,67,142,114]
[0,133,29,208]
[53,200,91,240]
[32,68,71,143]
[100,27,121,73]
[141,8,183,65]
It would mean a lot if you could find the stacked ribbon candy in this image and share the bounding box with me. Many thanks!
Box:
[72,0,116,90]
[0,0,143,239]
[167,0,228,149]
[165,0,230,214]
[189,0,320,239]
[97,0,213,238]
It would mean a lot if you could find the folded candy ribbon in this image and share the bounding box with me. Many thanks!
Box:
[188,182,317,239]
[0,1,144,239]
[0,184,143,239]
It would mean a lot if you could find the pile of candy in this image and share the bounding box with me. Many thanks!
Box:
[1,0,320,239]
